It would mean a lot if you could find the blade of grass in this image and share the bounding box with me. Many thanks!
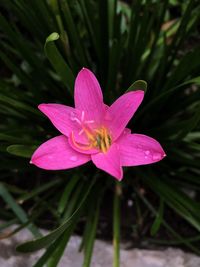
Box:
[44,32,75,94]
[113,182,121,267]
[0,183,40,237]
[135,187,200,254]
[16,179,96,252]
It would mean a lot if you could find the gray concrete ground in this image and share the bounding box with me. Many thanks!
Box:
[0,228,200,267]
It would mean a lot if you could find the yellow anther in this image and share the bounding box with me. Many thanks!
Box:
[100,142,107,153]
[71,126,112,153]
[94,127,111,153]
[83,126,96,142]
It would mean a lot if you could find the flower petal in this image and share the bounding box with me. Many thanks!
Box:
[118,133,166,166]
[105,91,144,141]
[39,104,89,144]
[31,135,90,170]
[74,68,105,122]
[91,143,123,181]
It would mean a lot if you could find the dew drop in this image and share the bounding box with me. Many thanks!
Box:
[144,156,148,159]
[123,128,131,134]
[152,153,161,161]
[145,150,150,155]
[70,155,78,161]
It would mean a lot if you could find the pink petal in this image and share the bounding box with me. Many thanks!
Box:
[117,133,166,166]
[31,135,90,170]
[39,104,89,144]
[91,143,123,181]
[74,68,105,122]
[105,91,144,141]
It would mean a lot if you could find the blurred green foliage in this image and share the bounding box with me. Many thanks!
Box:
[0,0,200,266]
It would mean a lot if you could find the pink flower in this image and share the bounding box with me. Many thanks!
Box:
[31,68,166,180]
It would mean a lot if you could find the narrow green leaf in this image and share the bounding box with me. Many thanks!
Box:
[58,175,80,215]
[0,133,26,143]
[32,235,64,267]
[108,0,117,39]
[82,197,100,267]
[16,179,95,252]
[18,179,62,203]
[113,182,121,267]
[7,145,36,158]
[0,94,39,115]
[47,229,74,267]
[150,199,164,236]
[136,188,200,254]
[0,183,40,237]
[127,80,147,93]
[59,0,88,66]
[44,32,75,94]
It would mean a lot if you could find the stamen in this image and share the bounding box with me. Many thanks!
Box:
[85,120,94,124]
[100,140,107,153]
[78,129,84,135]
[81,111,85,121]
[71,132,92,150]
[70,115,82,125]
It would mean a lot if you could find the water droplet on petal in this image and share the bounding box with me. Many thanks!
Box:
[123,128,131,134]
[152,153,161,161]
[145,150,150,155]
[70,155,78,161]
[144,156,148,159]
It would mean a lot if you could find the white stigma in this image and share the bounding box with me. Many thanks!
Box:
[70,110,95,136]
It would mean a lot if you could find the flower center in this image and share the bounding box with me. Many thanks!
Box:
[93,127,112,153]
[70,111,112,153]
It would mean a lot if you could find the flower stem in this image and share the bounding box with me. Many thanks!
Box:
[113,181,121,267]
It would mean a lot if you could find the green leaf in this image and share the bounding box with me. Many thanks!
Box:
[59,0,88,66]
[58,175,80,215]
[44,32,75,94]
[82,193,101,267]
[18,179,62,203]
[136,187,200,254]
[126,80,147,93]
[7,145,36,158]
[113,182,121,267]
[32,235,64,267]
[16,179,95,253]
[150,199,164,236]
[0,183,40,237]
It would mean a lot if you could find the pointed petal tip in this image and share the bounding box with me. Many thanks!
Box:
[38,103,47,111]
[128,89,145,97]
[80,67,90,73]
[115,175,123,182]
